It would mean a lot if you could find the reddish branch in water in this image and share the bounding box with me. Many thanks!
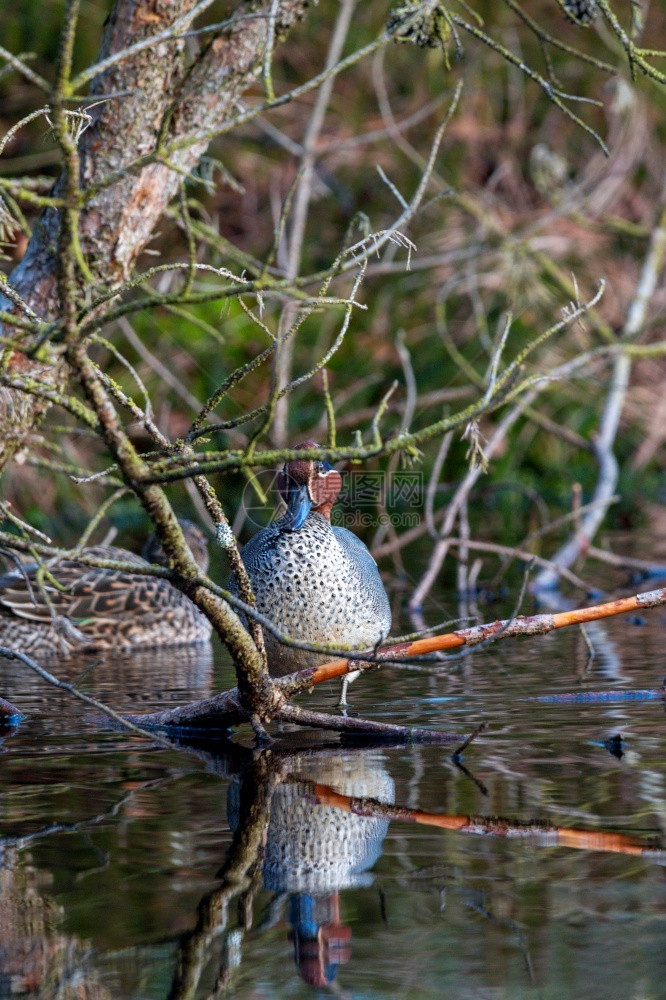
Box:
[277,586,666,697]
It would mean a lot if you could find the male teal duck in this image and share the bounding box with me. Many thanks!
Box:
[0,520,212,657]
[236,443,391,705]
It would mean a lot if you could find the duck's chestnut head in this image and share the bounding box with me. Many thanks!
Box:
[277,441,342,530]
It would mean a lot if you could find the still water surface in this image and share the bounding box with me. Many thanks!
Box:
[1,594,666,998]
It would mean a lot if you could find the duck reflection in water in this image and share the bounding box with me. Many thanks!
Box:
[227,749,394,988]
[288,893,351,988]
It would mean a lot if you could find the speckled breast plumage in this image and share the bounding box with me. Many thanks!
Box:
[0,545,212,658]
[238,512,391,675]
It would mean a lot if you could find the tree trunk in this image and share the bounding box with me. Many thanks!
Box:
[0,0,310,471]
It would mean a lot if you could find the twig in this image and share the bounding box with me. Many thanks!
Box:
[533,172,666,590]
[0,646,174,748]
[68,0,221,92]
[272,0,357,446]
[278,702,465,743]
[409,386,541,609]
[0,46,50,92]
[586,546,666,577]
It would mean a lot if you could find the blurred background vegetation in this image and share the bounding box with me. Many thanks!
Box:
[1,0,665,603]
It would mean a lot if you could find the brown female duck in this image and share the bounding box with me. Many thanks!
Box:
[0,520,211,657]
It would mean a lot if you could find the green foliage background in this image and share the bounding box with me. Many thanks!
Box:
[1,0,665,592]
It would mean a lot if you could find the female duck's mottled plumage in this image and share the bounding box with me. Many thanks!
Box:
[236,443,391,703]
[0,520,212,657]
